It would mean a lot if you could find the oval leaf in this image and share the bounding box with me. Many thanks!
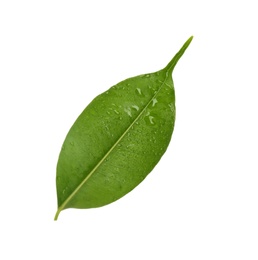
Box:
[55,36,193,220]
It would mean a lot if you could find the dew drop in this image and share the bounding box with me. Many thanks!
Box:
[152,98,158,107]
[149,116,155,125]
[145,74,150,78]
[114,110,119,115]
[135,88,142,96]
[124,107,132,117]
[165,82,172,88]
[144,114,156,125]
[132,105,139,111]
[168,103,175,112]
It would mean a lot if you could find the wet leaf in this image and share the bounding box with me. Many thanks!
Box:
[55,36,193,220]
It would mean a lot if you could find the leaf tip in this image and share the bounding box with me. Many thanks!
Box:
[164,35,194,74]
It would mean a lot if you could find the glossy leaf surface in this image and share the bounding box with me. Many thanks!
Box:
[55,36,193,220]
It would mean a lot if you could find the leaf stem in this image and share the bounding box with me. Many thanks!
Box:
[164,36,193,75]
[54,208,61,221]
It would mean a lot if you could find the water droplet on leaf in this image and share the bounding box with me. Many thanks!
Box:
[131,105,139,111]
[152,98,158,107]
[124,107,132,117]
[135,88,142,96]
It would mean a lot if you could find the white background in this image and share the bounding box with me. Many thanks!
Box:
[0,0,257,259]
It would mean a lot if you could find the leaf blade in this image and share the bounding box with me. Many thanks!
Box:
[55,36,193,220]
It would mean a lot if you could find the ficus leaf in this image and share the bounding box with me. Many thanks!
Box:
[55,36,193,220]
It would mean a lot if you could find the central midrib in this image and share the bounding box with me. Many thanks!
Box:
[57,71,170,214]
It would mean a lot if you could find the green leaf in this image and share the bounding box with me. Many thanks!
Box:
[55,36,193,220]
